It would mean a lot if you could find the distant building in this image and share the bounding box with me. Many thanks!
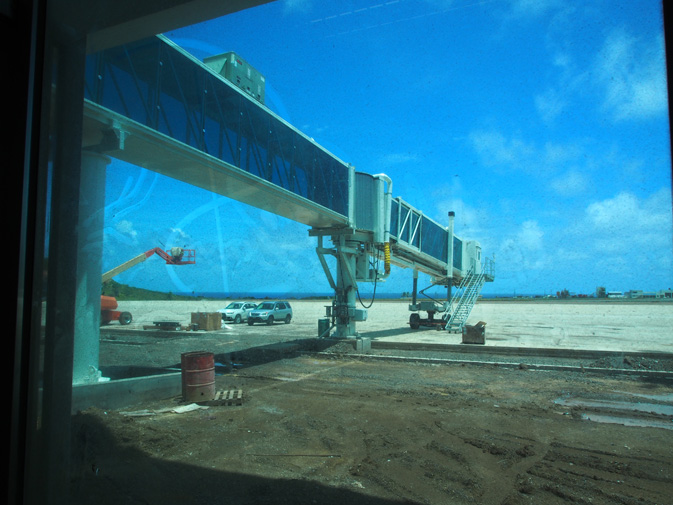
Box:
[626,289,671,299]
[607,291,623,298]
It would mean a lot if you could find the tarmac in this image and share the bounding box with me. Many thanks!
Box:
[107,299,673,354]
[363,300,673,354]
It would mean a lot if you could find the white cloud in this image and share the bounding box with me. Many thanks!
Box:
[431,177,492,240]
[468,130,536,169]
[550,169,589,196]
[479,188,672,292]
[542,141,583,167]
[436,196,484,237]
[170,227,189,240]
[528,21,666,126]
[535,87,567,123]
[515,220,544,250]
[115,220,138,240]
[552,52,572,69]
[586,190,669,232]
[498,220,546,271]
[595,29,668,121]
[469,129,585,176]
[584,189,672,251]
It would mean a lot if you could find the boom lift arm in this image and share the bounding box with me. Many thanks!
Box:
[102,247,195,283]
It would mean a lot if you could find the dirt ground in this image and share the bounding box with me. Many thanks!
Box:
[69,301,673,504]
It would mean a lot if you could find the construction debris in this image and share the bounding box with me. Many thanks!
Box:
[462,321,486,344]
[119,403,209,417]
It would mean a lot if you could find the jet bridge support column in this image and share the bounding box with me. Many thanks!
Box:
[334,237,360,339]
[313,230,371,344]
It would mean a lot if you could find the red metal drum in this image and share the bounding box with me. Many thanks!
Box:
[181,351,215,402]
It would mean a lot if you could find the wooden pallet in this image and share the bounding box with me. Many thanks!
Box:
[200,389,244,406]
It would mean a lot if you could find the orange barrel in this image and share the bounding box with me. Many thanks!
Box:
[181,351,215,402]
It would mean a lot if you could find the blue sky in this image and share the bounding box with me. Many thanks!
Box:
[103,0,672,297]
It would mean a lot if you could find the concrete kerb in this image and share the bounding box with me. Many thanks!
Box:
[369,341,673,361]
[319,352,673,379]
[71,372,182,414]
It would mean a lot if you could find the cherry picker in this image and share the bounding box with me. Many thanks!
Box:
[100,247,195,325]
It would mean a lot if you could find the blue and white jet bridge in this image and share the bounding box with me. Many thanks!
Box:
[83,35,494,341]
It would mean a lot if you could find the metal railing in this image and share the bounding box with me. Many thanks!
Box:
[443,256,494,332]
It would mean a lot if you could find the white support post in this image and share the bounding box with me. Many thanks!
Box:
[447,211,455,301]
[72,151,110,384]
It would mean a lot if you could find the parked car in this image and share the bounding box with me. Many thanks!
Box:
[218,301,258,324]
[247,301,293,325]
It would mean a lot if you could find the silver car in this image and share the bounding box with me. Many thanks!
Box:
[218,301,258,324]
[247,301,293,325]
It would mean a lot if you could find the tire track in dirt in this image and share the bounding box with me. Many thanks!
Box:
[518,441,673,504]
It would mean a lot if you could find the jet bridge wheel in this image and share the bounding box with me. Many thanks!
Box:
[409,313,421,330]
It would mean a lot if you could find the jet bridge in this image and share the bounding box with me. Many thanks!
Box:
[311,172,494,338]
[82,34,493,342]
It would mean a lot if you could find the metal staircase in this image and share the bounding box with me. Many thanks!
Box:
[444,257,494,333]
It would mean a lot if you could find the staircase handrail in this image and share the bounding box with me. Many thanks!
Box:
[442,266,474,322]
[445,268,487,331]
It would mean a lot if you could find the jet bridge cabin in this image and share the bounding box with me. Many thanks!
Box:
[351,171,485,284]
